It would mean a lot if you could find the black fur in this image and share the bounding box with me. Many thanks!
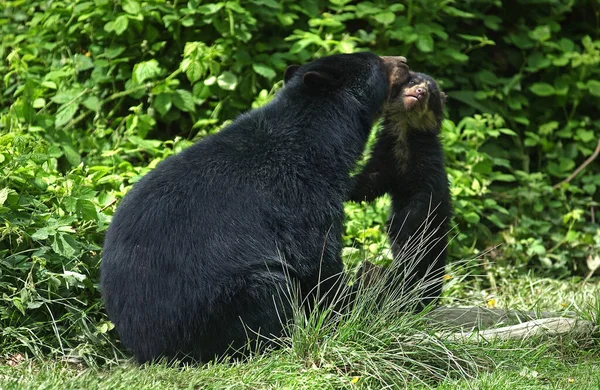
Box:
[100,53,398,364]
[349,71,451,309]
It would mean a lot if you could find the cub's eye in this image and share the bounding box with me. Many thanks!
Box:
[407,80,416,86]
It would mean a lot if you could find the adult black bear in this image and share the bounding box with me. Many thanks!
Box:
[349,71,450,310]
[101,53,409,364]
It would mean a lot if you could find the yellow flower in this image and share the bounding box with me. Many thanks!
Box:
[568,378,575,383]
[351,377,360,384]
[487,298,496,309]
[443,274,452,281]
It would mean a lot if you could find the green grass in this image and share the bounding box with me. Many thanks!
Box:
[2,272,600,389]
[1,353,598,390]
[1,337,599,389]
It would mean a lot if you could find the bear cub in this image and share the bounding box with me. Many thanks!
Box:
[349,71,451,310]
[100,53,409,364]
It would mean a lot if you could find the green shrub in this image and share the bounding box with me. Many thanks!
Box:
[1,0,598,361]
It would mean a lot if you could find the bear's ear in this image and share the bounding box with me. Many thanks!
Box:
[440,92,448,105]
[284,65,301,84]
[302,71,340,90]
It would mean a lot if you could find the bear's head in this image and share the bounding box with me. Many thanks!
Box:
[282,53,410,117]
[385,71,447,132]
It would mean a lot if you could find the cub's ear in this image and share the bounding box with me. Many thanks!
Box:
[284,65,301,84]
[302,71,340,90]
[440,92,448,105]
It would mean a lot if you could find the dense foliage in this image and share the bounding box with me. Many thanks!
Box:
[1,0,599,361]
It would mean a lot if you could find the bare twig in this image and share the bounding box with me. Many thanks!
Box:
[553,138,600,190]
[99,198,118,212]
[583,268,595,284]
[426,307,595,343]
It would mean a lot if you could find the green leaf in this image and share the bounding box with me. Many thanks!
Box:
[62,144,81,166]
[529,83,555,96]
[154,93,172,116]
[539,121,559,135]
[514,116,530,126]
[51,89,83,104]
[42,81,57,89]
[510,32,533,49]
[338,40,355,54]
[527,52,551,71]
[128,136,162,149]
[374,11,395,25]
[31,227,51,240]
[416,35,434,52]
[356,3,381,17]
[458,34,488,42]
[82,96,101,111]
[252,63,276,79]
[587,80,600,97]
[483,15,501,30]
[197,3,223,14]
[77,199,98,221]
[33,98,45,108]
[0,188,8,206]
[583,184,597,194]
[225,2,244,13]
[464,212,480,224]
[558,158,575,172]
[97,321,115,334]
[74,1,93,14]
[204,75,217,86]
[577,129,595,143]
[184,60,204,83]
[529,25,551,42]
[133,59,162,84]
[103,46,125,59]
[251,0,280,8]
[487,214,507,228]
[122,0,141,14]
[558,38,574,52]
[528,242,546,256]
[493,174,516,182]
[443,6,475,18]
[55,104,79,127]
[113,15,129,35]
[52,233,78,258]
[27,301,44,310]
[217,72,238,90]
[172,89,195,112]
[445,48,468,62]
[181,18,194,27]
[73,54,94,71]
[63,197,78,213]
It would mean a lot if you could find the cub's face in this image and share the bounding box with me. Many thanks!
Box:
[386,71,447,131]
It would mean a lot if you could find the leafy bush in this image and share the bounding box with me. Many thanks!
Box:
[1,0,598,361]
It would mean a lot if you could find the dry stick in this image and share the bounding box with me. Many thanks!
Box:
[441,317,596,343]
[552,138,600,190]
[99,198,118,212]
[583,265,596,284]
[583,251,600,284]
